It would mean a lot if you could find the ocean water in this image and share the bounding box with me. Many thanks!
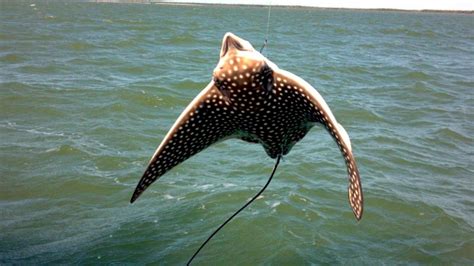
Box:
[1,2,473,264]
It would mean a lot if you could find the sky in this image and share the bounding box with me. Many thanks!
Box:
[162,0,474,11]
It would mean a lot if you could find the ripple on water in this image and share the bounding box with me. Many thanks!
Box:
[380,27,438,38]
[44,144,88,156]
[402,70,433,81]
[66,41,97,51]
[18,64,63,74]
[0,54,25,63]
[164,33,198,45]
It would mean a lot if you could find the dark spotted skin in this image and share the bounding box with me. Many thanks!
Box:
[131,33,363,221]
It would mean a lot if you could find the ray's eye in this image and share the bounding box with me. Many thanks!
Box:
[213,77,222,86]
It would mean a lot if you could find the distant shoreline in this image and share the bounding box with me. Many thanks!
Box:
[94,0,473,14]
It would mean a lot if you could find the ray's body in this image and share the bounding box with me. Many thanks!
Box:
[131,33,364,259]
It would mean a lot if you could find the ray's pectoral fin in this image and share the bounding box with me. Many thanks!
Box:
[321,118,363,220]
[130,82,236,203]
[333,122,363,220]
[294,75,364,220]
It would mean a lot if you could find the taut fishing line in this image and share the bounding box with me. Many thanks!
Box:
[187,155,281,265]
[260,0,272,53]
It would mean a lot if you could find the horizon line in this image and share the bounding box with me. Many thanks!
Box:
[94,1,474,13]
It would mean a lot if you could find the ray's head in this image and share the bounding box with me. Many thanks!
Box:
[213,33,273,91]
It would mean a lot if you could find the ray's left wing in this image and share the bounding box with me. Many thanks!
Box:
[273,68,364,220]
[131,82,236,203]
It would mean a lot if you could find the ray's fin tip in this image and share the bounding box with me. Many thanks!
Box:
[130,190,140,204]
[354,207,363,221]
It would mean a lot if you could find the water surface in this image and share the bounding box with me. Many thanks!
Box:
[1,2,473,264]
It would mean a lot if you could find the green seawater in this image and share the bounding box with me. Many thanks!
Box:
[1,2,473,264]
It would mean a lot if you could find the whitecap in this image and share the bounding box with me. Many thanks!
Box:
[163,194,174,200]
[223,183,236,188]
[254,195,264,200]
[271,201,281,208]
[197,184,213,190]
[25,128,64,137]
[45,147,60,153]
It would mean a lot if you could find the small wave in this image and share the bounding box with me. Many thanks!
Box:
[43,144,85,156]
[223,183,237,188]
[359,43,376,49]
[26,128,65,137]
[345,66,370,75]
[19,65,62,74]
[2,121,65,137]
[113,38,138,48]
[172,79,207,91]
[337,105,385,124]
[67,41,96,51]
[0,54,24,63]
[196,184,214,190]
[432,127,471,143]
[117,65,148,75]
[163,194,175,200]
[0,81,35,91]
[164,34,197,45]
[113,18,146,25]
[66,57,123,67]
[403,71,432,81]
[410,81,433,94]
[380,27,437,38]
[316,73,332,81]
[334,27,351,34]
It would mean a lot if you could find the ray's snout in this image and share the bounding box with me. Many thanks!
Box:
[220,33,241,57]
[219,32,255,58]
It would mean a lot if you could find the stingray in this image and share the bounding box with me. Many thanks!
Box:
[131,32,363,263]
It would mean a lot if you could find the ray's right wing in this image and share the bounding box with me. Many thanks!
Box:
[131,82,236,203]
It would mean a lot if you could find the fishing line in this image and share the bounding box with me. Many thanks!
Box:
[260,0,272,53]
[187,3,275,264]
[187,154,282,265]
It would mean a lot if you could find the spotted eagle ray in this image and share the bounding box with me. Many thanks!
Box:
[131,32,363,262]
